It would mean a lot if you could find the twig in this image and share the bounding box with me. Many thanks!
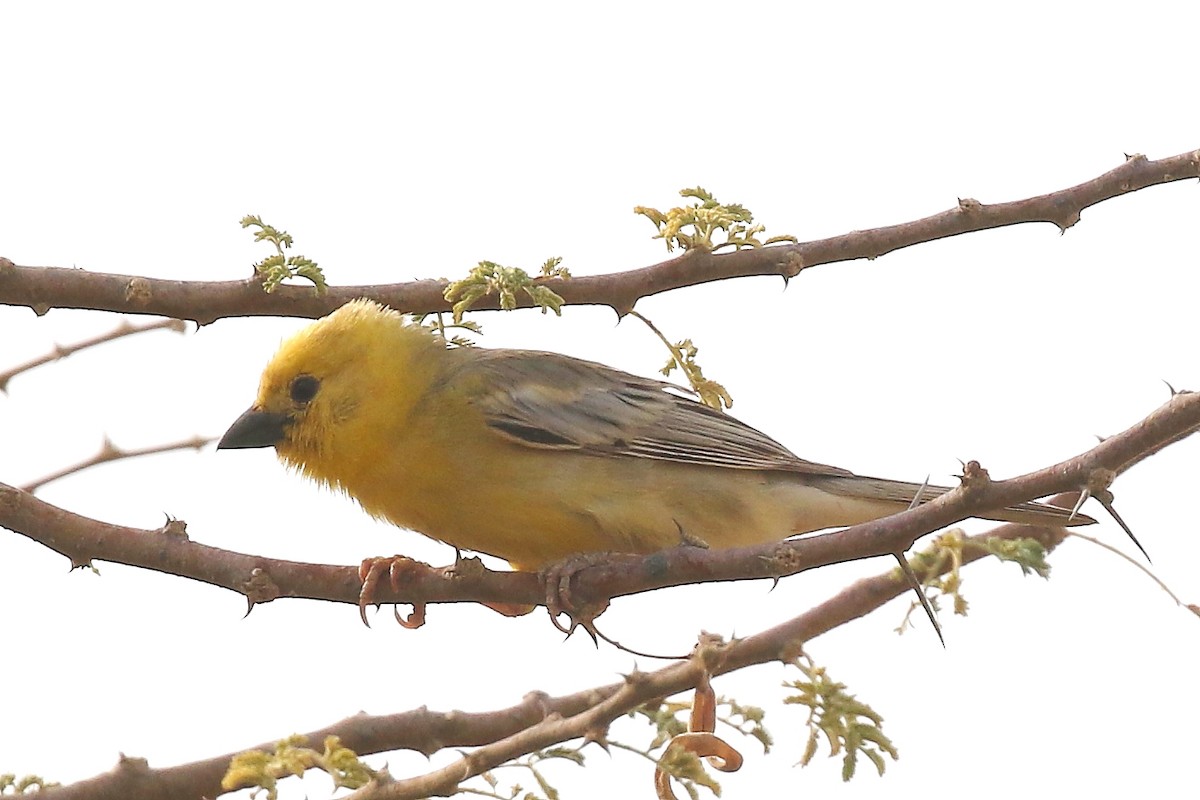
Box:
[19,435,215,493]
[0,318,187,392]
[1065,530,1192,610]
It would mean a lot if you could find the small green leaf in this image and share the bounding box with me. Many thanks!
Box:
[635,188,793,253]
[241,215,325,294]
[784,657,896,781]
[443,259,568,323]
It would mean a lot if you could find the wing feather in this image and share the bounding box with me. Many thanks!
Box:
[459,349,852,477]
[447,347,1094,525]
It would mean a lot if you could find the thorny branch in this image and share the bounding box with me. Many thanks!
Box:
[25,519,1069,800]
[0,150,1195,324]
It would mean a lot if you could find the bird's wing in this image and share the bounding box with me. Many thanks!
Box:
[452,348,1095,525]
[459,349,854,477]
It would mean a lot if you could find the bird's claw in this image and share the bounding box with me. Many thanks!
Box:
[358,555,430,629]
[540,552,612,640]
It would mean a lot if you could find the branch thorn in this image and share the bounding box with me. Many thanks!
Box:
[893,552,945,647]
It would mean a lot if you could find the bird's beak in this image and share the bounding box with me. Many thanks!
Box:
[217,407,289,450]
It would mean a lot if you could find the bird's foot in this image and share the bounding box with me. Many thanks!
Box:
[539,552,619,640]
[358,555,430,629]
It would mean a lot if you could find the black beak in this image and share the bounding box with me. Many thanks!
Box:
[217,408,289,450]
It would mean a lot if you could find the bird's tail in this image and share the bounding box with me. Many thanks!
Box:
[807,474,1093,527]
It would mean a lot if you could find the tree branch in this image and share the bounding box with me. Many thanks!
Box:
[1,150,1194,323]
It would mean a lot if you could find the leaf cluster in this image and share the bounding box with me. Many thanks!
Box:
[634,187,797,252]
[240,214,327,294]
[896,531,1051,631]
[0,774,58,795]
[221,735,374,800]
[444,257,570,323]
[477,746,586,800]
[658,337,733,411]
[784,657,898,781]
[408,311,484,348]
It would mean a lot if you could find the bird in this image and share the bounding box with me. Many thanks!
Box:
[217,298,1092,576]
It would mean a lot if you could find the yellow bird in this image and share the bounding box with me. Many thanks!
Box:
[218,299,1090,572]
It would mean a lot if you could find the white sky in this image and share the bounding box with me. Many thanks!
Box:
[2,3,1198,797]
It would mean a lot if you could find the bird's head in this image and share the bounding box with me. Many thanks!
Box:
[217,299,427,479]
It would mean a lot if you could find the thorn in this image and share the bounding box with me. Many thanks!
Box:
[622,667,649,685]
[159,516,189,539]
[1095,490,1151,563]
[611,302,635,320]
[583,727,612,751]
[69,557,97,573]
[673,519,710,549]
[1163,379,1181,397]
[241,566,280,605]
[893,553,944,647]
[907,475,932,511]
[1069,488,1091,523]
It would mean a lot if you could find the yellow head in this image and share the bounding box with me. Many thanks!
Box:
[217,299,441,490]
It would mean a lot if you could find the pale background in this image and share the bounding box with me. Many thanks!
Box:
[2,3,1198,797]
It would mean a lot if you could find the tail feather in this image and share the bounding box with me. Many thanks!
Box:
[809,475,1094,527]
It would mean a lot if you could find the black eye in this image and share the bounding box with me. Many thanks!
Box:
[289,374,320,405]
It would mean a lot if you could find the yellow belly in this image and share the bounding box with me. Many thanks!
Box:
[345,440,898,570]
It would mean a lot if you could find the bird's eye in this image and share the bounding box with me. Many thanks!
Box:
[289,374,320,405]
